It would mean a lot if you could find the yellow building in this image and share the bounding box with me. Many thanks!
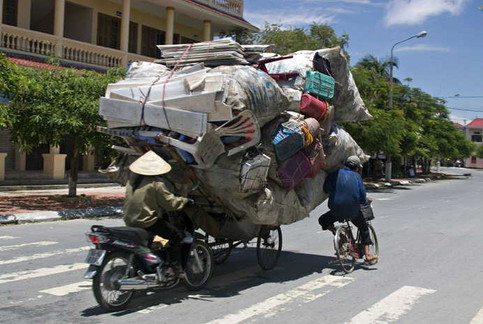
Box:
[0,0,257,183]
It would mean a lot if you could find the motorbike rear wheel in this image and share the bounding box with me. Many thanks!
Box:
[183,241,214,290]
[92,252,136,312]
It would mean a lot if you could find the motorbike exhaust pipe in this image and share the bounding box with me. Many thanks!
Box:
[117,279,160,290]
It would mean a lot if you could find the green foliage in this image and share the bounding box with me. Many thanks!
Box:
[228,23,349,56]
[476,145,483,159]
[4,66,123,153]
[351,56,475,163]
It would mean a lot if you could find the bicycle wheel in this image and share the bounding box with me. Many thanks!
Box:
[334,226,356,274]
[207,236,233,265]
[366,223,379,258]
[256,226,282,270]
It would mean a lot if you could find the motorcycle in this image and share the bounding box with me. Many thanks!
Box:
[84,222,214,312]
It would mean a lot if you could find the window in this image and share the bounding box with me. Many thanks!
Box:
[3,0,18,26]
[180,36,197,44]
[129,22,138,53]
[471,156,477,163]
[141,26,165,58]
[471,132,482,143]
[97,13,121,49]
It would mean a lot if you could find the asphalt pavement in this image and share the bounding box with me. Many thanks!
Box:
[0,168,468,225]
[0,167,481,323]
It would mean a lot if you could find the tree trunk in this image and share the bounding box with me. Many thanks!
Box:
[68,138,79,197]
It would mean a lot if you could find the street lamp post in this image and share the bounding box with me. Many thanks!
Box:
[385,30,428,182]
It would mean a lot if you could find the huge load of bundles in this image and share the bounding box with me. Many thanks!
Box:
[99,38,372,239]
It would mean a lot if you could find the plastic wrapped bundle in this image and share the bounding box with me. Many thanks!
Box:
[211,65,290,126]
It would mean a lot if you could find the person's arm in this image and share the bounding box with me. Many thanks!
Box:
[154,181,189,211]
[323,172,335,193]
[357,174,368,204]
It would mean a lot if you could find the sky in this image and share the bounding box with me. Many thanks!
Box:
[243,0,483,125]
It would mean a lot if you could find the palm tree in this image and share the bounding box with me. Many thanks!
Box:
[356,55,401,84]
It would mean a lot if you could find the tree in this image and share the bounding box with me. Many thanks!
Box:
[1,55,123,196]
[349,55,475,175]
[476,145,483,158]
[224,23,349,55]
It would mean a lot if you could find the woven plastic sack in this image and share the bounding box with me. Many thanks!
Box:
[290,48,372,122]
[323,124,369,173]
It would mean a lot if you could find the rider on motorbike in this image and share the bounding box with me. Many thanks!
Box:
[123,150,193,278]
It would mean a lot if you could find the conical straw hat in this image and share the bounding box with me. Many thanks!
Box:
[129,150,171,176]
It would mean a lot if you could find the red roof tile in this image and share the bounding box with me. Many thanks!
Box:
[453,122,463,127]
[7,57,64,70]
[467,118,483,128]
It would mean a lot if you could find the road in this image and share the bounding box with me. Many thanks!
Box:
[0,168,482,324]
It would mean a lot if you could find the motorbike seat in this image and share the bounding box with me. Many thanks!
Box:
[93,225,153,246]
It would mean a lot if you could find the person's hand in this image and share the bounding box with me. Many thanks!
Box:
[367,197,373,203]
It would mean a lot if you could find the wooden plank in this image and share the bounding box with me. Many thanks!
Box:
[99,97,208,137]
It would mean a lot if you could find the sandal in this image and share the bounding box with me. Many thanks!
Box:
[365,256,378,265]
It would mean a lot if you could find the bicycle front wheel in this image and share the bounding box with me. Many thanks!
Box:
[334,226,356,273]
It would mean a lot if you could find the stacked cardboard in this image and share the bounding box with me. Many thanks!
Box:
[99,38,371,236]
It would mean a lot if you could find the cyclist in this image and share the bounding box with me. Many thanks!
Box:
[318,155,378,265]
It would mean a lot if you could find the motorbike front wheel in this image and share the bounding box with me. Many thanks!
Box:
[183,241,214,290]
[92,252,136,312]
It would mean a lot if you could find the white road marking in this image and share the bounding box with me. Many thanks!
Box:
[344,285,436,324]
[0,246,90,265]
[138,266,261,315]
[139,304,168,314]
[207,275,354,324]
[0,236,18,240]
[377,198,393,201]
[470,306,483,324]
[0,263,87,285]
[0,241,58,251]
[40,281,92,296]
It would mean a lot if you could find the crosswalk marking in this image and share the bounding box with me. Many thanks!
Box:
[0,263,87,285]
[0,236,18,240]
[0,246,90,265]
[0,241,58,251]
[344,285,436,324]
[470,306,483,324]
[207,275,354,324]
[40,281,91,296]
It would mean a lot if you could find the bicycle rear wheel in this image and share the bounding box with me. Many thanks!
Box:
[366,223,379,258]
[256,226,282,270]
[334,226,356,273]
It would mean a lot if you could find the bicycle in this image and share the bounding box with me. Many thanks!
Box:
[333,220,379,273]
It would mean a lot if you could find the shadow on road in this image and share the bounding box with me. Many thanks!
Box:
[80,248,375,317]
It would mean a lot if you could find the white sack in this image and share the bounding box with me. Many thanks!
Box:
[323,124,369,173]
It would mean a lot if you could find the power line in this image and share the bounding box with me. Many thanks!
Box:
[442,96,483,99]
[448,107,483,112]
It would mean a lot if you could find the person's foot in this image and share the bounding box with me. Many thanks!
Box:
[365,255,378,265]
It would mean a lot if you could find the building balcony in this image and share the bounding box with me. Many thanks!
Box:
[0,24,152,69]
[196,0,244,18]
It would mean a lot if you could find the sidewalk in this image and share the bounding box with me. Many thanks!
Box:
[0,185,125,225]
[0,172,455,225]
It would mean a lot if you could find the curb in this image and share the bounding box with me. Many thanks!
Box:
[0,206,124,225]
